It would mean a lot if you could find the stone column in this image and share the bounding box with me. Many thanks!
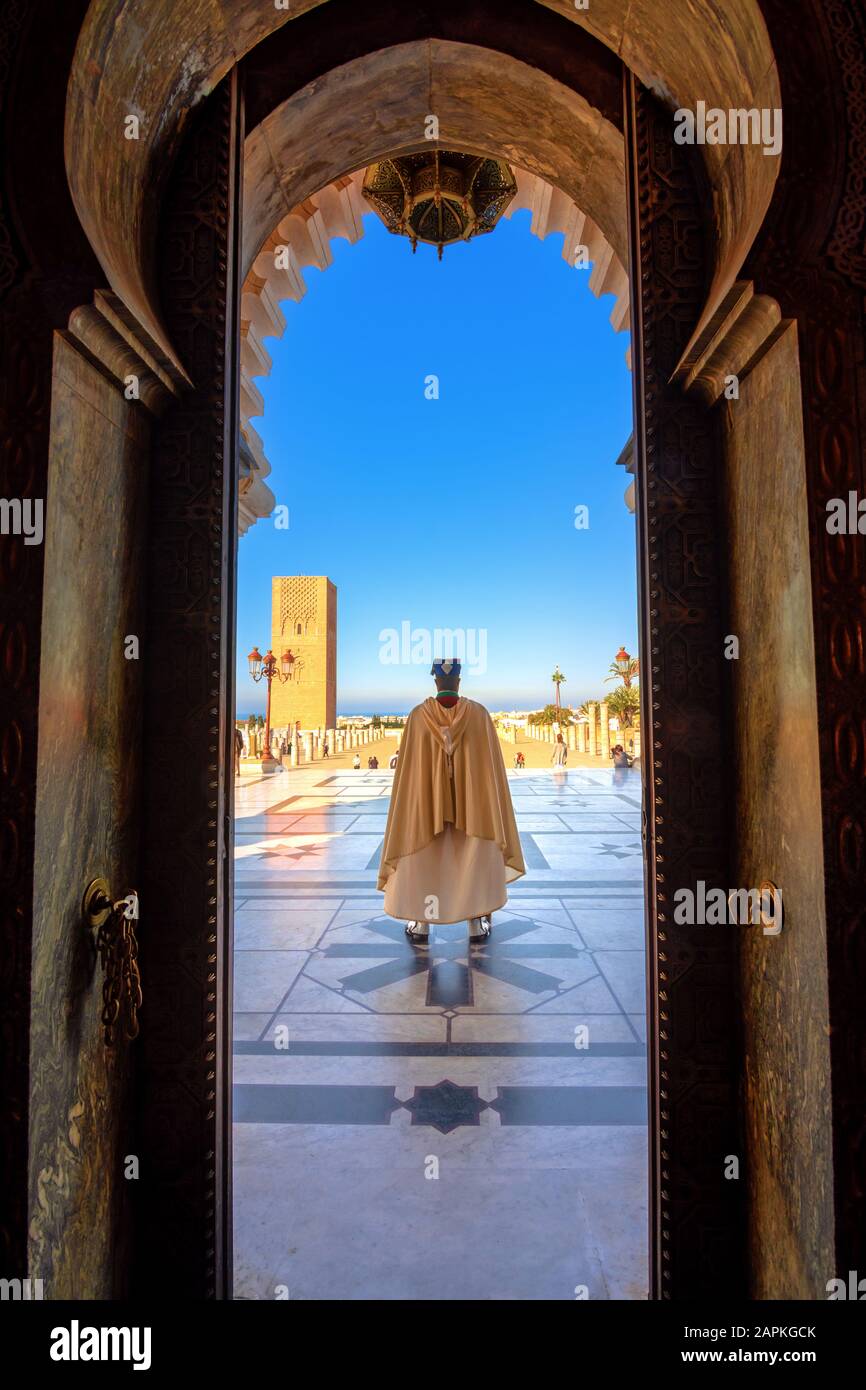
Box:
[567,725,576,750]
[588,704,598,756]
[303,731,314,763]
[290,738,299,767]
[581,722,589,753]
[599,701,611,761]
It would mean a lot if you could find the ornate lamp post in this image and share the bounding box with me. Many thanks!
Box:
[248,645,294,774]
[609,646,639,688]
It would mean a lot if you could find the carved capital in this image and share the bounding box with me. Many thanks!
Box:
[675,282,787,405]
[66,291,184,416]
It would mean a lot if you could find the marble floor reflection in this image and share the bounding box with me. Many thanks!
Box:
[233,764,648,1300]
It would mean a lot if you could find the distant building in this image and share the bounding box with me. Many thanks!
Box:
[270,576,336,731]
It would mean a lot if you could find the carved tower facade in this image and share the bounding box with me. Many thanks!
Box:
[270,576,337,731]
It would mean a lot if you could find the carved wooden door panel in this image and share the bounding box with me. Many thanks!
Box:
[133,71,243,1300]
[624,72,744,1299]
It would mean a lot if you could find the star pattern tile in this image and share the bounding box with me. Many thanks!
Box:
[403,1079,488,1133]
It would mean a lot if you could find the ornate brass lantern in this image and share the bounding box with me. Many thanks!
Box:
[362,150,516,259]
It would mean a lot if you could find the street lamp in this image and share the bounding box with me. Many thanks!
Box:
[609,646,638,688]
[248,645,294,774]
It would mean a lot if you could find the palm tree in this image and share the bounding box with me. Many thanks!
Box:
[606,685,641,728]
[551,665,566,714]
[530,704,573,727]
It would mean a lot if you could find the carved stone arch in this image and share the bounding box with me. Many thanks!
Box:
[66,0,781,370]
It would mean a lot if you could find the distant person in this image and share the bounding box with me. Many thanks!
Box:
[611,744,632,768]
[513,751,526,770]
[323,739,330,758]
[378,658,525,944]
[368,755,379,769]
[234,726,244,777]
[389,750,399,770]
[353,752,361,770]
[551,733,568,766]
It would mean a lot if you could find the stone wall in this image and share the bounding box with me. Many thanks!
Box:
[723,323,834,1297]
[28,334,148,1297]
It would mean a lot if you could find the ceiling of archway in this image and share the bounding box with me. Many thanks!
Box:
[242,42,626,280]
[66,0,780,373]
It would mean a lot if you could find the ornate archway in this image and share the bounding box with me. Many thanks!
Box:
[125,6,755,1299]
[65,0,780,369]
[5,0,863,1308]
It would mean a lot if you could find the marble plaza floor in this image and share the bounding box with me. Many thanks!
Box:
[232,763,648,1300]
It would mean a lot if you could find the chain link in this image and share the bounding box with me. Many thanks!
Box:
[95,898,142,1045]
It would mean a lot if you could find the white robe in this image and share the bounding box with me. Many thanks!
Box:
[378,696,525,924]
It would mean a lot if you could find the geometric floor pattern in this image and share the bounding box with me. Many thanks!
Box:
[233,764,648,1300]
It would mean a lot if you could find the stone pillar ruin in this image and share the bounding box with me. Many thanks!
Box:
[588,704,598,756]
[600,701,611,761]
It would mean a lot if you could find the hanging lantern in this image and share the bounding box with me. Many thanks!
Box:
[362,150,516,260]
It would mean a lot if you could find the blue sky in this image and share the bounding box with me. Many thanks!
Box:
[236,211,636,716]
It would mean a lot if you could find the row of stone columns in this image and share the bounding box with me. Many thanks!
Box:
[523,701,612,757]
[269,722,404,762]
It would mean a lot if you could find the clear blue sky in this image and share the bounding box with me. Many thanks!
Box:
[237,210,636,716]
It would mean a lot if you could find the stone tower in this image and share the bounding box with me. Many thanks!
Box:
[270,576,337,731]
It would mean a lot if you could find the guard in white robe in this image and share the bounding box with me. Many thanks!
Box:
[378,659,525,943]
